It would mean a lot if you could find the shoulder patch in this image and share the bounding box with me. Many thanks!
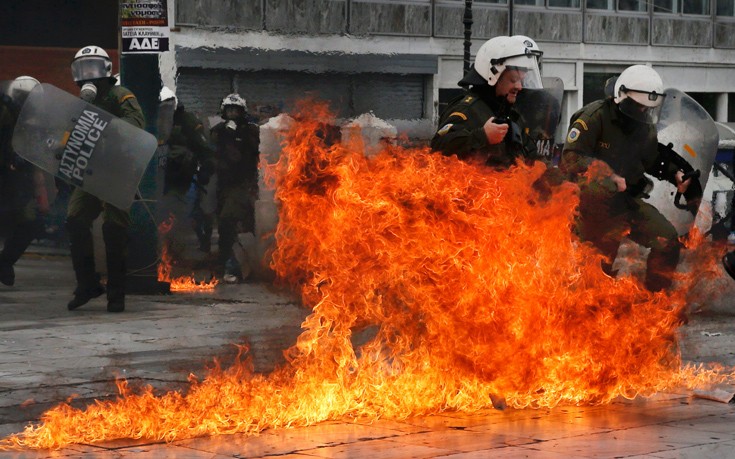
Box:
[437,123,453,136]
[573,118,588,131]
[463,96,474,103]
[448,111,468,121]
[566,127,581,143]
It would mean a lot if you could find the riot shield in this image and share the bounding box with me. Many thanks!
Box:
[644,88,719,235]
[11,83,157,210]
[515,77,563,162]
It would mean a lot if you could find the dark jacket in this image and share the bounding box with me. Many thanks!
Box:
[430,86,538,169]
[560,97,677,199]
[210,115,260,190]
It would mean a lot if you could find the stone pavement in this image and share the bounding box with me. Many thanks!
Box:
[1,245,735,458]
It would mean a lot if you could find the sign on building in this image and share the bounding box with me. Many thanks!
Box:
[120,0,169,54]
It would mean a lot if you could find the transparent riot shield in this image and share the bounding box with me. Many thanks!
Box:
[11,83,157,210]
[644,88,719,235]
[515,76,563,163]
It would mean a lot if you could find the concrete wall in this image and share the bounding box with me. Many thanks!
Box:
[162,0,735,132]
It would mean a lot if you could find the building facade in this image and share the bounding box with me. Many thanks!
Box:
[165,0,735,137]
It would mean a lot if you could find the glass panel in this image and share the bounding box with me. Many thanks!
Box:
[683,0,709,13]
[549,0,581,7]
[587,0,614,10]
[618,0,647,11]
[717,0,735,15]
[654,0,677,12]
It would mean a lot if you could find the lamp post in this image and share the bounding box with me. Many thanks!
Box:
[463,0,473,75]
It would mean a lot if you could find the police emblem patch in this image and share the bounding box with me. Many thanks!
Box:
[567,127,581,143]
[437,123,453,136]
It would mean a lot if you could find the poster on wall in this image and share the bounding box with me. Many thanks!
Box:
[120,0,169,54]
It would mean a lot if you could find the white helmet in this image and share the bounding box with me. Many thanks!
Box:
[472,36,542,89]
[220,93,247,112]
[8,76,40,106]
[614,65,666,124]
[71,45,113,83]
[160,86,178,107]
[513,35,543,59]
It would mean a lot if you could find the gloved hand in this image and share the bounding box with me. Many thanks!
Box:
[225,120,237,131]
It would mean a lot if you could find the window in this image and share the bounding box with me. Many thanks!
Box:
[717,0,735,15]
[583,72,617,106]
[654,0,710,13]
[511,0,580,6]
[688,92,718,120]
[587,0,647,11]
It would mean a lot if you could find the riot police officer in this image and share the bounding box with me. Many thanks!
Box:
[560,65,691,292]
[158,86,215,258]
[0,76,47,286]
[65,45,145,312]
[431,35,541,169]
[210,93,260,283]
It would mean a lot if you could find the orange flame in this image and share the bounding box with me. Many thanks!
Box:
[157,214,218,292]
[2,99,733,451]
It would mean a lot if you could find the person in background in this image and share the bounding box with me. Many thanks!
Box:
[0,76,48,286]
[65,46,145,312]
[210,93,260,283]
[430,35,541,169]
[559,65,691,292]
[158,86,215,259]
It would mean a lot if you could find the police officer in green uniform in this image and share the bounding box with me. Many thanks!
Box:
[431,35,542,169]
[210,93,259,283]
[158,86,215,258]
[66,46,145,312]
[560,65,691,292]
[0,76,47,286]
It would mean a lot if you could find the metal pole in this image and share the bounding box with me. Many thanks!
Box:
[463,0,473,75]
[509,0,514,36]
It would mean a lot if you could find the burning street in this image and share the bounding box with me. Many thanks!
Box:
[0,102,734,457]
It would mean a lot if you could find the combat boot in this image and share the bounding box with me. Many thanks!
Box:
[103,222,128,313]
[67,217,105,310]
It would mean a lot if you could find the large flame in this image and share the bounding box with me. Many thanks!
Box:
[2,100,732,450]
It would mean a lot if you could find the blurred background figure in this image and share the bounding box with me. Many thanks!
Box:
[210,93,260,283]
[0,75,48,286]
[157,86,215,261]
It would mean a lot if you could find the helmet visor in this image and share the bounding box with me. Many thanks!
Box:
[71,58,109,83]
[618,96,664,125]
[503,54,542,90]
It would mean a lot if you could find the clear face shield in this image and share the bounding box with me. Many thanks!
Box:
[617,89,665,125]
[71,57,109,84]
[502,54,543,90]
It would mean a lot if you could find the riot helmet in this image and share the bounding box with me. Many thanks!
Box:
[160,86,178,108]
[71,46,113,84]
[220,93,247,119]
[8,75,40,108]
[513,35,543,73]
[614,65,666,125]
[474,36,542,89]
